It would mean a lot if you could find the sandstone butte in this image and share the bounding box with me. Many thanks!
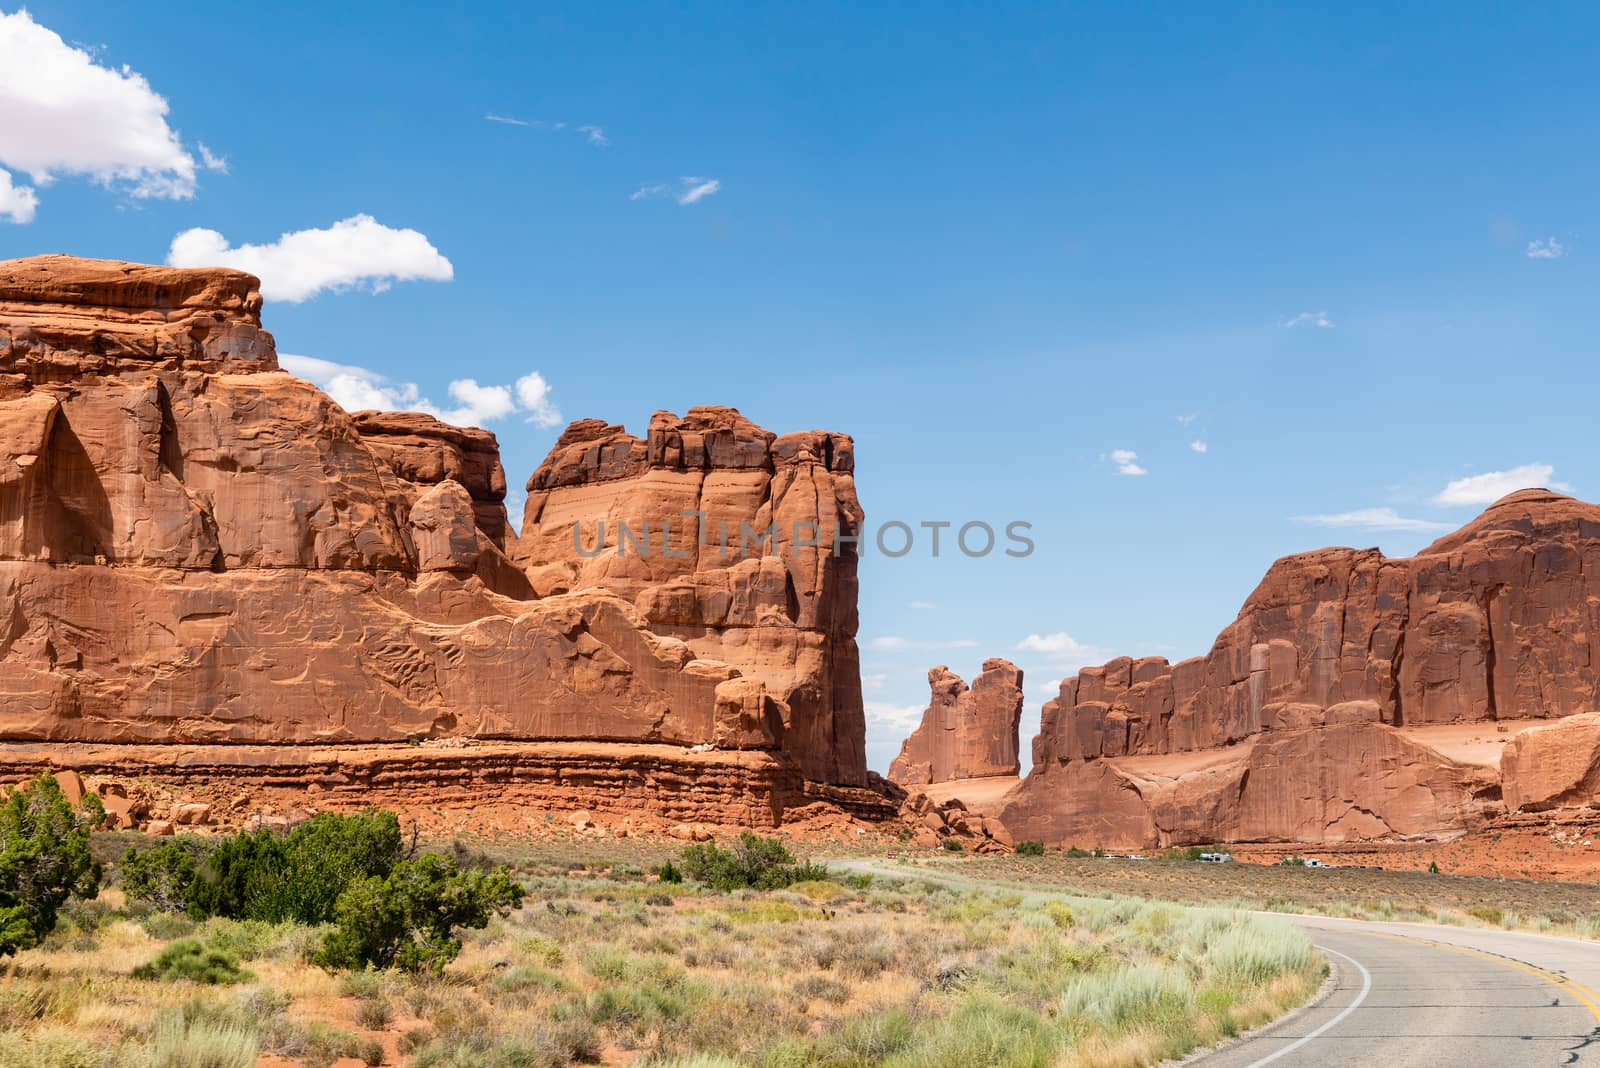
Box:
[0,254,892,829]
[887,658,1024,786]
[996,487,1600,848]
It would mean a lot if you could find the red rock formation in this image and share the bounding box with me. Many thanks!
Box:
[887,658,1023,786]
[0,255,884,825]
[1004,489,1600,847]
[1500,714,1600,813]
[513,407,868,786]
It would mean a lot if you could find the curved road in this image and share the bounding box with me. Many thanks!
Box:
[1194,916,1600,1066]
[836,861,1600,1066]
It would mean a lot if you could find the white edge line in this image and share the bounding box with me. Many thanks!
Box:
[1243,945,1372,1067]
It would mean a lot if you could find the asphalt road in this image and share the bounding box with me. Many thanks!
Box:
[834,860,1600,1066]
[1194,916,1600,1067]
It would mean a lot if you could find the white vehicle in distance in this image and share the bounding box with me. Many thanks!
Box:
[1199,852,1233,863]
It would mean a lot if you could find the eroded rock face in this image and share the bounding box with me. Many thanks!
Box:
[513,406,868,785]
[0,255,878,820]
[887,658,1023,786]
[1004,489,1600,846]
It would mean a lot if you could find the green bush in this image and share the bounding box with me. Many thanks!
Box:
[679,833,813,891]
[0,773,103,957]
[121,839,208,914]
[314,852,523,974]
[186,808,406,924]
[1014,840,1046,856]
[941,838,964,852]
[133,938,252,985]
[656,860,683,884]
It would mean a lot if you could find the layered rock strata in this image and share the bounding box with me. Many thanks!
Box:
[0,255,883,825]
[1002,489,1600,846]
[887,658,1023,786]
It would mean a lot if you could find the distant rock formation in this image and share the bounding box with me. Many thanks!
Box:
[1002,489,1600,847]
[0,255,885,827]
[887,658,1023,786]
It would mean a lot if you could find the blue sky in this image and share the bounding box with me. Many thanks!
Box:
[3,3,1595,771]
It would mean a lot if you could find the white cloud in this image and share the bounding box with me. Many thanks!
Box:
[1527,238,1564,260]
[514,372,563,428]
[0,10,202,218]
[864,701,926,733]
[1189,440,1208,454]
[631,176,722,205]
[197,143,228,173]
[1110,449,1147,476]
[861,672,887,692]
[486,114,608,148]
[280,354,561,429]
[1015,631,1111,669]
[168,215,454,302]
[1290,507,1451,533]
[908,601,937,610]
[1431,464,1572,506]
[1176,414,1198,426]
[868,636,979,653]
[0,168,38,223]
[1283,311,1334,329]
[678,177,720,204]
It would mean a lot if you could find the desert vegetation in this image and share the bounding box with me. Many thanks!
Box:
[916,850,1600,939]
[0,777,1325,1068]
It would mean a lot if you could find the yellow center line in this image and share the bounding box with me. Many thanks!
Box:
[1307,925,1600,1025]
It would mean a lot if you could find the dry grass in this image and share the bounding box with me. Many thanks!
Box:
[0,849,1323,1067]
[902,851,1600,938]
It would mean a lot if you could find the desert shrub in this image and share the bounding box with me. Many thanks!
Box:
[489,964,569,994]
[678,833,821,891]
[408,1018,598,1068]
[942,838,965,852]
[1467,904,1504,926]
[339,970,386,999]
[121,838,209,913]
[181,808,406,924]
[134,938,251,984]
[354,998,394,1030]
[0,773,103,957]
[148,1011,259,1068]
[1043,901,1075,929]
[314,852,524,973]
[397,1028,432,1055]
[656,860,683,884]
[796,973,851,1004]
[1060,963,1192,1028]
[0,1025,102,1068]
[141,910,200,940]
[1014,840,1046,856]
[788,859,831,883]
[1206,920,1313,985]
[888,993,1055,1066]
[235,984,291,1018]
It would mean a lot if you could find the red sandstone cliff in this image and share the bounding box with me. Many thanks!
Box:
[1002,489,1600,847]
[887,659,1023,786]
[0,255,880,825]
